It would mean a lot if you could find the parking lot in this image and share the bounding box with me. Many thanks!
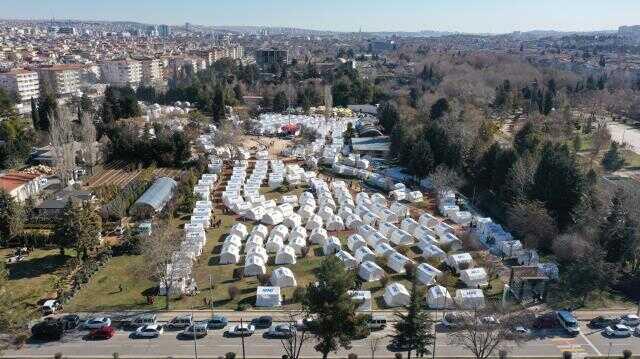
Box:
[6,312,640,358]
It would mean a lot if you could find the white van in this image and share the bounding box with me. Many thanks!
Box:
[367,315,387,330]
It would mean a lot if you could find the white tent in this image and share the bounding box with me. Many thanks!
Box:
[345,214,363,230]
[251,224,269,240]
[278,203,295,218]
[390,229,415,246]
[255,286,282,307]
[262,209,284,225]
[349,290,373,311]
[387,252,414,273]
[354,246,376,263]
[378,222,398,238]
[275,245,297,265]
[318,206,334,222]
[499,240,523,257]
[326,215,345,231]
[358,260,386,282]
[335,250,358,269]
[246,246,268,263]
[219,247,241,264]
[270,267,297,288]
[244,255,267,276]
[265,237,284,253]
[224,234,243,249]
[418,212,439,228]
[371,193,387,206]
[270,225,289,240]
[289,226,307,242]
[347,234,367,251]
[323,236,342,255]
[289,236,307,254]
[460,267,489,288]
[455,289,485,309]
[306,214,324,230]
[246,206,266,221]
[383,282,411,307]
[283,213,302,229]
[389,202,409,218]
[230,223,248,240]
[414,225,437,242]
[362,211,380,227]
[447,253,474,273]
[245,235,264,252]
[416,263,443,285]
[374,242,395,257]
[390,189,406,202]
[298,205,316,221]
[419,241,447,262]
[358,224,376,241]
[426,285,454,309]
[310,227,328,245]
[400,218,420,235]
[407,191,423,203]
[518,249,540,265]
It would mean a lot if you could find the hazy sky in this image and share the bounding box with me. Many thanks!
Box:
[4,0,639,33]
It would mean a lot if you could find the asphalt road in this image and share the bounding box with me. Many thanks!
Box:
[6,316,640,358]
[608,122,640,154]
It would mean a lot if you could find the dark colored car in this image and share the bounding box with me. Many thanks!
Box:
[61,314,81,331]
[251,316,273,329]
[533,313,557,329]
[206,315,228,330]
[87,326,115,340]
[589,316,621,329]
[31,318,64,341]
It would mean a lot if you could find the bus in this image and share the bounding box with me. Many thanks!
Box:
[556,310,580,336]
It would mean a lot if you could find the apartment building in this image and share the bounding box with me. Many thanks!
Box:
[255,48,288,66]
[37,64,82,97]
[0,69,40,102]
[100,60,142,88]
[139,58,163,86]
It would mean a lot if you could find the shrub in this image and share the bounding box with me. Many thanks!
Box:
[623,350,632,359]
[404,262,417,279]
[395,353,403,359]
[257,273,271,286]
[225,352,236,359]
[348,354,358,359]
[292,287,306,303]
[300,246,310,258]
[236,303,250,311]
[228,286,240,300]
[562,351,572,359]
[379,274,390,288]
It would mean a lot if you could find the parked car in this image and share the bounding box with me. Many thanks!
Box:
[31,318,64,341]
[589,316,621,329]
[206,315,228,330]
[166,315,193,330]
[251,316,273,329]
[127,314,157,329]
[442,313,465,328]
[295,318,318,333]
[605,324,632,338]
[533,313,557,329]
[84,317,111,329]
[225,324,256,337]
[41,300,62,316]
[134,324,164,338]
[480,316,500,326]
[180,323,208,339]
[61,314,81,331]
[621,314,640,327]
[86,326,115,340]
[266,324,296,338]
[366,315,387,330]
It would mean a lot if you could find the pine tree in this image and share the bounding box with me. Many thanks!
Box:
[390,278,434,359]
[602,142,626,172]
[211,86,226,124]
[0,190,25,243]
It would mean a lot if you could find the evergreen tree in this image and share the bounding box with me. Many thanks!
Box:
[429,98,450,121]
[30,98,40,128]
[233,84,243,103]
[390,278,434,359]
[601,141,626,172]
[378,102,400,134]
[55,202,102,260]
[513,122,541,155]
[272,91,289,113]
[0,190,25,244]
[211,85,226,124]
[599,189,638,263]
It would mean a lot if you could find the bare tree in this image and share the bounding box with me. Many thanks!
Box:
[368,333,384,359]
[323,85,332,120]
[449,307,528,359]
[80,110,98,172]
[280,310,313,359]
[214,118,241,147]
[430,165,463,198]
[589,119,611,165]
[49,108,76,185]
[139,221,182,310]
[506,200,558,251]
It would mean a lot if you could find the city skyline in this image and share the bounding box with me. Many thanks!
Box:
[3,0,640,33]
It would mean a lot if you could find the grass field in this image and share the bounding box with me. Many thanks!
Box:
[2,248,76,313]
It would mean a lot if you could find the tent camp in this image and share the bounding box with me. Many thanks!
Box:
[375,242,395,257]
[270,267,297,288]
[310,228,328,245]
[345,214,363,230]
[383,282,411,307]
[255,286,282,307]
[407,191,423,203]
[354,246,377,263]
[283,213,302,229]
[419,242,447,262]
[323,236,342,255]
[400,218,419,235]
[390,229,415,246]
[347,234,367,251]
[416,263,443,285]
[246,246,268,263]
[219,246,241,264]
[251,225,269,240]
[244,255,267,276]
[326,215,345,231]
[265,237,284,253]
[427,285,454,309]
[275,245,297,265]
[447,253,474,273]
[455,289,485,309]
[349,290,373,311]
[358,260,386,282]
[387,252,414,273]
[460,267,489,288]
[378,222,398,238]
[262,209,284,225]
[230,223,248,240]
[335,250,358,269]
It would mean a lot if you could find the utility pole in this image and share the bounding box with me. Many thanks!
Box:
[240,317,246,359]
[209,274,214,313]
[192,310,198,359]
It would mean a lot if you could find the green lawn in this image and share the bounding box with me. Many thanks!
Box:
[2,248,76,313]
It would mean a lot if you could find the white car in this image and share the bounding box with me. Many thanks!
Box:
[84,317,111,329]
[621,314,640,327]
[135,324,164,338]
[225,324,255,337]
[41,300,62,315]
[605,324,632,337]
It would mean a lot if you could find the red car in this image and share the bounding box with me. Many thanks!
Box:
[87,326,115,340]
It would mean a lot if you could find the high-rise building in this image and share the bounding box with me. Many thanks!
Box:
[255,49,288,66]
[139,58,163,86]
[100,60,142,88]
[0,69,40,102]
[158,24,171,38]
[36,64,82,97]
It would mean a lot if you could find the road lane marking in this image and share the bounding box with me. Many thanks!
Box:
[580,333,603,356]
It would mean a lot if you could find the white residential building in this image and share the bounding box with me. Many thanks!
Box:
[0,69,40,102]
[37,64,82,97]
[100,60,142,88]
